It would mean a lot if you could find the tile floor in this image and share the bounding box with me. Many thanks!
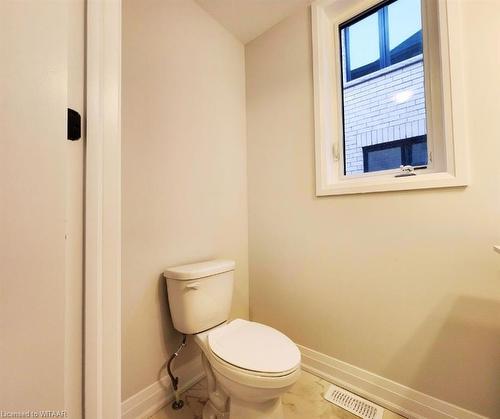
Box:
[150,370,405,419]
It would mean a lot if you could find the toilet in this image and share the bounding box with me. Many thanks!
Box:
[164,259,301,419]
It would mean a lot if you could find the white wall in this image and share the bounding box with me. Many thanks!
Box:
[122,0,248,400]
[246,4,500,418]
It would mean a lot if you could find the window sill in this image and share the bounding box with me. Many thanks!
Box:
[316,171,468,196]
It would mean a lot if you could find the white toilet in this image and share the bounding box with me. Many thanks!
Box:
[164,259,301,419]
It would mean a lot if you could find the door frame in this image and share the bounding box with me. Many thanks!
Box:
[85,0,122,417]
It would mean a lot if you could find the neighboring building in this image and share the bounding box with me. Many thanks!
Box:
[343,56,427,175]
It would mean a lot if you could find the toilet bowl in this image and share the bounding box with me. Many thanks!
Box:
[195,319,301,418]
[164,260,301,419]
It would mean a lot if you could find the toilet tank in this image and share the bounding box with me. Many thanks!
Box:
[163,259,235,334]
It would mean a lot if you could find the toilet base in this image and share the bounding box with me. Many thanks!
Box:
[229,396,284,419]
[202,399,229,419]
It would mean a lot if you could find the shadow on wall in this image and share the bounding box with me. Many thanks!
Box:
[385,295,500,417]
[157,274,201,393]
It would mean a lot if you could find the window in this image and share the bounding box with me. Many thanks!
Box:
[363,136,427,172]
[343,0,423,82]
[340,0,428,176]
[311,0,468,195]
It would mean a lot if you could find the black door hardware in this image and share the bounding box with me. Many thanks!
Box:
[67,108,81,141]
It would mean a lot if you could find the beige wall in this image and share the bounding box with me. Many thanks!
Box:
[246,4,500,418]
[122,0,249,400]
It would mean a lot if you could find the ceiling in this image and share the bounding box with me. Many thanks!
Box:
[195,0,312,44]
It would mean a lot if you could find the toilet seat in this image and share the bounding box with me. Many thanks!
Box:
[208,319,301,377]
[209,351,302,391]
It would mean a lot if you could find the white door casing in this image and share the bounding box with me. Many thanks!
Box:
[85,0,122,418]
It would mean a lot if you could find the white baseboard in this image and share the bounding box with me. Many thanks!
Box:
[298,344,486,419]
[122,344,486,419]
[122,356,204,419]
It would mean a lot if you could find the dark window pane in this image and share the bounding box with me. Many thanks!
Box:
[388,0,423,65]
[363,136,427,173]
[365,146,402,172]
[411,140,428,166]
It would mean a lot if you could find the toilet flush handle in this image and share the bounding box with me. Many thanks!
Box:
[185,282,200,290]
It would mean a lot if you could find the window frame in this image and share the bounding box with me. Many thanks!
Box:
[311,0,469,196]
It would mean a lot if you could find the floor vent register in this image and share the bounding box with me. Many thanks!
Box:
[324,383,384,419]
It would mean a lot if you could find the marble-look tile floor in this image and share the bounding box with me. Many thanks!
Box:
[150,370,405,419]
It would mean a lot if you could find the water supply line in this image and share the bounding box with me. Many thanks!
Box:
[167,334,187,410]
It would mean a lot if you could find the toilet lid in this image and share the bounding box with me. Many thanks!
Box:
[208,319,301,374]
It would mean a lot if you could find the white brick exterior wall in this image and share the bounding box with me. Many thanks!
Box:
[343,56,427,174]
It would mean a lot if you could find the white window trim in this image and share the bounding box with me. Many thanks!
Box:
[312,0,469,196]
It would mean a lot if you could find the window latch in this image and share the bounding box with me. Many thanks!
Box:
[395,165,416,177]
[333,143,340,161]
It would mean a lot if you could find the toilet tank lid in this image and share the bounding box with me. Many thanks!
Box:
[163,259,235,280]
